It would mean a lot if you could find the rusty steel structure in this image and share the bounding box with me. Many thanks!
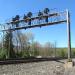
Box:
[0,8,71,60]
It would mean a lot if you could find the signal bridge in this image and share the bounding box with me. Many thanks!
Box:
[0,8,71,61]
[1,9,66,31]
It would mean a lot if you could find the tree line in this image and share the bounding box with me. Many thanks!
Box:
[0,30,75,59]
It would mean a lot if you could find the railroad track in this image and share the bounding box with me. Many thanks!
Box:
[0,57,67,65]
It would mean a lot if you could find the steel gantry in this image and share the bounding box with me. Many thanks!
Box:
[0,8,71,60]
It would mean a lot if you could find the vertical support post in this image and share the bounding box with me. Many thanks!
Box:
[66,9,71,61]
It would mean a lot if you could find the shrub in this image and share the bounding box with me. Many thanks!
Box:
[57,49,67,58]
[22,50,30,58]
[0,49,7,59]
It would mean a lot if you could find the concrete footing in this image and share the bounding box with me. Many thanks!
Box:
[64,61,73,68]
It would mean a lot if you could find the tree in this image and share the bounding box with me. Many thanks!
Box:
[13,31,35,58]
[25,32,35,56]
[32,42,41,56]
[4,30,16,58]
[59,49,65,57]
[19,32,29,50]
[26,32,34,43]
[13,31,29,52]
[44,42,53,56]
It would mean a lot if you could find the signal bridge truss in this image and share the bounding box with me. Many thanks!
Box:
[1,10,67,31]
[0,9,71,60]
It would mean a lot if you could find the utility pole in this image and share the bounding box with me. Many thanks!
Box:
[66,9,71,61]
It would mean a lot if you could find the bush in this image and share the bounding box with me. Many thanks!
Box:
[57,49,67,57]
[22,50,30,58]
[71,49,75,57]
[16,51,23,58]
[0,49,7,59]
[61,49,65,57]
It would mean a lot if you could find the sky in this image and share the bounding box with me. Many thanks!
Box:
[0,0,74,48]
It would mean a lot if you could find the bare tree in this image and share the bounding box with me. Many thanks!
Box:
[43,42,53,57]
[32,41,41,56]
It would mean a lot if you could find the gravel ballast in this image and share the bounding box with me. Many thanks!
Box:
[0,60,75,75]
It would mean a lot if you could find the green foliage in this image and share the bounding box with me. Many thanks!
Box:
[57,49,67,57]
[71,49,75,57]
[0,49,7,59]
[3,31,16,58]
[22,50,30,58]
[60,49,65,57]
[16,51,22,58]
